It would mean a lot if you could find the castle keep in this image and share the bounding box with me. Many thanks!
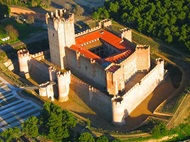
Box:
[18,9,165,126]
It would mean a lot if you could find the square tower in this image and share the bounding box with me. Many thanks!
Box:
[46,9,75,69]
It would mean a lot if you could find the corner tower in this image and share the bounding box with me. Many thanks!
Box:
[46,9,75,69]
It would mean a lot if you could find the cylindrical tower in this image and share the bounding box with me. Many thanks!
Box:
[39,83,47,96]
[112,96,126,126]
[17,49,30,78]
[47,83,54,101]
[57,70,71,102]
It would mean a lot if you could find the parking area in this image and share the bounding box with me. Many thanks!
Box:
[0,77,42,132]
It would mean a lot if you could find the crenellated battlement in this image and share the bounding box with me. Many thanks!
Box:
[90,58,95,64]
[76,50,81,59]
[17,49,30,78]
[49,66,57,82]
[30,51,44,61]
[80,38,100,47]
[136,45,150,50]
[57,70,71,102]
[39,81,49,88]
[112,96,123,105]
[17,49,30,58]
[57,70,71,78]
[89,85,106,96]
[75,26,101,37]
[156,58,164,64]
[49,66,56,72]
[101,19,112,28]
[39,81,54,101]
[120,28,132,42]
[46,9,74,24]
[46,9,75,69]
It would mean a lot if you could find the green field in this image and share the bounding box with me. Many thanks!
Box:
[0,18,44,43]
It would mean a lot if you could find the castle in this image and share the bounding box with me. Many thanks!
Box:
[17,9,165,126]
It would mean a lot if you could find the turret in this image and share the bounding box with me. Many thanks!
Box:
[49,66,57,82]
[39,83,48,97]
[112,96,126,126]
[156,58,164,81]
[120,28,132,42]
[135,45,150,71]
[39,82,55,101]
[57,70,71,102]
[46,9,75,69]
[17,49,30,79]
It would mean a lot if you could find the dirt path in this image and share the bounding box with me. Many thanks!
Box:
[10,6,45,21]
[124,76,175,130]
[167,94,190,129]
[133,30,190,129]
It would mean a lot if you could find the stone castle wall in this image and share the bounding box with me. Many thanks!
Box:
[66,47,106,89]
[120,28,132,42]
[121,52,137,82]
[70,74,112,121]
[112,59,164,125]
[136,45,150,71]
[29,59,49,83]
[75,26,101,37]
[17,49,30,78]
[57,71,71,102]
[46,9,75,69]
[75,19,112,38]
[30,51,44,61]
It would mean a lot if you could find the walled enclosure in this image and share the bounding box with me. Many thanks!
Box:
[17,8,165,126]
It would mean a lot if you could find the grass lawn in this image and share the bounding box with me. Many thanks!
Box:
[1,18,44,42]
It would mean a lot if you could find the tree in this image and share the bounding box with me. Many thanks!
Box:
[40,0,51,8]
[96,135,109,142]
[22,116,39,138]
[0,127,21,142]
[78,132,95,142]
[39,102,77,141]
[112,138,122,142]
[0,3,10,19]
[86,118,91,129]
[152,122,167,138]
[92,12,99,20]
[5,25,19,41]
[31,0,38,7]
[166,35,173,43]
[26,15,35,24]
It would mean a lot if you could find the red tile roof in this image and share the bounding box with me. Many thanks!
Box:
[76,30,128,51]
[105,50,132,63]
[70,44,100,60]
[70,29,134,65]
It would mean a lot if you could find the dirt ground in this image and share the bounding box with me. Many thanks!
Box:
[10,7,45,21]
[40,75,175,131]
